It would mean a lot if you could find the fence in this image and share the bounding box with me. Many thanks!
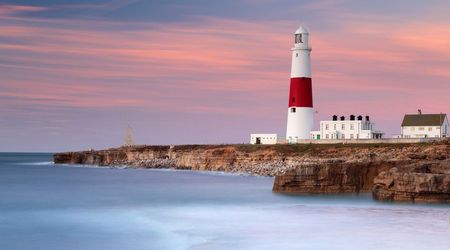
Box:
[284,137,447,144]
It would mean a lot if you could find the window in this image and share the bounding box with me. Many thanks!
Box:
[419,127,425,131]
[295,34,303,43]
[411,127,415,131]
[350,124,354,130]
[325,124,329,130]
[296,53,298,57]
[350,134,354,139]
[356,134,359,139]
[291,107,296,113]
[341,134,345,139]
[428,127,432,132]
[333,124,336,130]
[341,124,345,130]
[326,134,329,139]
[292,97,296,102]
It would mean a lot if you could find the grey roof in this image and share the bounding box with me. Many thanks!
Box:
[401,114,447,127]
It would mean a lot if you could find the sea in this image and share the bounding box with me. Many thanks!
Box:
[0,152,449,250]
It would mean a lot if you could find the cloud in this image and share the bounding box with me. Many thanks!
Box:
[0,4,48,16]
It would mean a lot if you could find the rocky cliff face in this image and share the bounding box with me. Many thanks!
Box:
[272,161,395,193]
[54,144,294,176]
[54,141,450,203]
[272,142,450,203]
[372,161,450,203]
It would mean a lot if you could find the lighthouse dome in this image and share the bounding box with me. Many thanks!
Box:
[295,26,309,34]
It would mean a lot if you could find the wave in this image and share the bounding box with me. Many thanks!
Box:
[54,163,133,170]
[15,161,55,166]
[54,163,105,169]
[145,168,245,176]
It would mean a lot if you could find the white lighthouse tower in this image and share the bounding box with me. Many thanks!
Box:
[286,26,313,143]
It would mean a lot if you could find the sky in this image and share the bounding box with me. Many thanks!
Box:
[1,0,450,152]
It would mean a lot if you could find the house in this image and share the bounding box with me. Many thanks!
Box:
[400,112,448,138]
[310,115,384,140]
[250,134,278,144]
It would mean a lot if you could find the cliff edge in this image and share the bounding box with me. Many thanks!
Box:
[54,141,450,203]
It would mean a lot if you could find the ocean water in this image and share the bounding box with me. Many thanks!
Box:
[0,153,449,250]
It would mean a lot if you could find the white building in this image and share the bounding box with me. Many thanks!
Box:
[311,115,384,140]
[250,134,278,145]
[400,113,448,138]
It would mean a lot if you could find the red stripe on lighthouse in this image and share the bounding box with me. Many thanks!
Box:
[288,77,313,107]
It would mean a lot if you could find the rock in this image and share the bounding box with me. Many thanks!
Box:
[273,162,394,194]
[406,153,427,160]
[373,167,450,203]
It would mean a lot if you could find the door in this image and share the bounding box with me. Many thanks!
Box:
[256,137,261,144]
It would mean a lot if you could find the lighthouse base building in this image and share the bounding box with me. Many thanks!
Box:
[310,115,384,140]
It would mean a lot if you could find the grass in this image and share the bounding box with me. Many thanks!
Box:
[62,141,439,155]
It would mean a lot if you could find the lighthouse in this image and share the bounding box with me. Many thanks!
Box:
[286,26,313,143]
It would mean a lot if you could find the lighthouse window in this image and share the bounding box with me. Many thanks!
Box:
[295,34,303,43]
[292,97,296,102]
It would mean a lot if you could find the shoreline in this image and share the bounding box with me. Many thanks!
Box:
[54,141,450,203]
[55,162,268,177]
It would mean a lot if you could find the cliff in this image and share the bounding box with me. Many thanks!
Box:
[272,142,450,203]
[54,141,450,203]
[54,144,304,176]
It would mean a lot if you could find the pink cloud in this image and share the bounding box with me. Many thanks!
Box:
[0,4,47,16]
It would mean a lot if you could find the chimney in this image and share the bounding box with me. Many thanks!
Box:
[332,115,338,121]
[350,115,355,121]
[340,116,345,121]
[418,109,422,115]
[365,115,370,121]
[357,115,363,121]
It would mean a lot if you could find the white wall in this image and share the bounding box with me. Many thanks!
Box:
[286,107,314,142]
[291,30,311,78]
[294,138,445,144]
[250,134,278,145]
